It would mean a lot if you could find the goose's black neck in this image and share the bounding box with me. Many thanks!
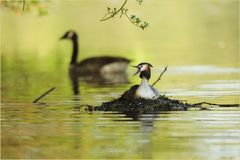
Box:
[71,37,78,65]
[140,70,151,80]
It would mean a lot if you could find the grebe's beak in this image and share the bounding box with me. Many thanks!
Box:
[131,65,141,76]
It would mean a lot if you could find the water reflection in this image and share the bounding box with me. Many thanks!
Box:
[1,0,239,158]
[69,68,129,95]
[112,111,161,159]
[2,105,239,159]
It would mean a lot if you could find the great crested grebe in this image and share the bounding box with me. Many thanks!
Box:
[60,30,130,75]
[120,62,160,101]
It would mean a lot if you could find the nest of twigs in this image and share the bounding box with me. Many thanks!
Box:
[85,95,193,112]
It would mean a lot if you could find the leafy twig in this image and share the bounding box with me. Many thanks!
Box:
[100,0,128,21]
[101,0,149,30]
[2,1,48,16]
[152,66,168,86]
[33,87,56,103]
[123,13,149,30]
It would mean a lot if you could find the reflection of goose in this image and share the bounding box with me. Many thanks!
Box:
[69,72,129,95]
[60,30,130,75]
[121,62,160,101]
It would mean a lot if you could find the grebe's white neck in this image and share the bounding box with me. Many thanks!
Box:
[136,77,159,100]
[141,77,149,84]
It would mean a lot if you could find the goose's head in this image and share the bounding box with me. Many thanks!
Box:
[60,31,78,40]
[132,62,153,80]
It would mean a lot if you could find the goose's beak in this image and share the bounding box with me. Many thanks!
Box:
[60,34,68,40]
[131,65,141,76]
[59,36,65,40]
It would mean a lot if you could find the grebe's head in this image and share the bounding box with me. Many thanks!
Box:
[132,62,153,80]
[60,30,78,40]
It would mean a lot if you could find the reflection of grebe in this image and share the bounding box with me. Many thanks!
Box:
[60,31,130,75]
[121,63,159,101]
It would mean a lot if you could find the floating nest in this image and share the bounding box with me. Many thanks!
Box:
[85,95,194,112]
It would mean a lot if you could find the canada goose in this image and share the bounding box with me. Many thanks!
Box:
[120,62,160,101]
[60,30,130,75]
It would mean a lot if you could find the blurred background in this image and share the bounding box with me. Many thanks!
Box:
[2,0,239,65]
[1,0,239,159]
[1,0,239,103]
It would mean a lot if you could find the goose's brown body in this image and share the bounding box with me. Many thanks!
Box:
[61,31,130,75]
[71,56,130,75]
[61,30,130,94]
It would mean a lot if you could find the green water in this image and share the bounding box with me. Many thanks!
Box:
[1,0,240,159]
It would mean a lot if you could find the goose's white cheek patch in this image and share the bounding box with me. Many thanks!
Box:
[67,32,74,38]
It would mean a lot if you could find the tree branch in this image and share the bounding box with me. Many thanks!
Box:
[33,87,55,103]
[100,0,128,21]
[100,0,148,30]
[152,66,168,86]
[123,13,148,30]
[192,102,239,107]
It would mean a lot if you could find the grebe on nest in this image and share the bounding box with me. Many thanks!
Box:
[86,62,190,111]
[120,62,160,101]
[60,30,130,75]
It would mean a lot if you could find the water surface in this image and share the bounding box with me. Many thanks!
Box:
[2,59,240,159]
[1,0,240,159]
